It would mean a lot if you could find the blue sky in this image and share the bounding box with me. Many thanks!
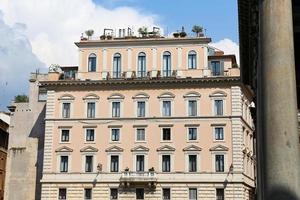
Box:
[93,0,239,43]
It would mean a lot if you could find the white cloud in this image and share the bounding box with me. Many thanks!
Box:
[0,13,44,109]
[210,38,240,65]
[0,0,160,66]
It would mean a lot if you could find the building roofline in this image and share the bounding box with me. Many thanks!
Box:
[75,37,212,48]
[208,55,237,65]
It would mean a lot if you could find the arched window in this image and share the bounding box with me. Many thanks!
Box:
[163,51,171,77]
[188,50,197,69]
[137,52,146,77]
[113,53,121,78]
[88,53,97,72]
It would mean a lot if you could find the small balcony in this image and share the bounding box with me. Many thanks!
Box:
[120,171,157,188]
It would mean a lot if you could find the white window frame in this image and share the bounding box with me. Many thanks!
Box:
[107,153,122,173]
[58,188,67,200]
[85,128,96,143]
[158,93,175,117]
[81,153,97,173]
[110,188,119,200]
[184,92,201,117]
[158,153,174,172]
[186,126,198,142]
[187,50,198,69]
[211,152,227,172]
[60,101,73,118]
[212,125,226,142]
[162,187,172,200]
[110,128,121,143]
[135,128,146,143]
[132,152,148,172]
[210,92,227,116]
[59,128,71,144]
[185,153,201,172]
[83,188,93,200]
[56,153,72,173]
[188,188,198,200]
[160,127,172,143]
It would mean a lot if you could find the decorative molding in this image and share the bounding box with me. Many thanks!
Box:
[183,145,202,151]
[131,145,149,152]
[157,92,175,99]
[209,91,227,97]
[183,91,201,98]
[158,124,174,127]
[209,145,229,151]
[107,93,125,100]
[132,92,150,99]
[58,94,75,100]
[55,146,73,153]
[82,93,100,100]
[156,145,175,152]
[80,146,98,152]
[184,124,200,127]
[105,145,124,152]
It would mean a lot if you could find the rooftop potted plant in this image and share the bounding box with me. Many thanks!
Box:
[173,32,180,38]
[179,26,187,38]
[100,35,106,40]
[85,29,94,40]
[138,26,148,38]
[192,25,204,37]
[106,35,112,40]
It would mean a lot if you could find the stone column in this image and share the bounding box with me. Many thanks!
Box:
[258,0,300,199]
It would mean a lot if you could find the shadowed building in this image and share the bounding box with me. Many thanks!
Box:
[0,112,9,200]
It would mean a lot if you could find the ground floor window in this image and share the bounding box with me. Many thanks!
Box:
[136,188,144,200]
[189,188,197,200]
[84,188,92,200]
[162,188,171,200]
[216,188,224,200]
[110,188,118,200]
[58,188,67,200]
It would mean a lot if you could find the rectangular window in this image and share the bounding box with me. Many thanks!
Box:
[61,130,70,142]
[38,88,47,101]
[162,128,171,141]
[110,188,118,200]
[136,188,144,200]
[211,61,223,76]
[215,155,225,172]
[58,188,67,200]
[188,100,197,116]
[214,100,224,116]
[84,188,92,200]
[136,155,145,172]
[110,155,119,172]
[215,127,224,140]
[188,128,197,140]
[216,188,224,200]
[87,102,95,118]
[162,155,171,172]
[162,188,171,200]
[112,102,121,117]
[111,129,120,141]
[137,101,146,117]
[62,103,70,118]
[188,53,197,69]
[60,156,68,172]
[86,129,95,142]
[136,128,145,141]
[85,155,93,172]
[189,155,197,172]
[162,101,171,116]
[189,188,197,200]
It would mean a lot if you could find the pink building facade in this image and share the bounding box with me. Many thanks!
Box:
[40,36,255,200]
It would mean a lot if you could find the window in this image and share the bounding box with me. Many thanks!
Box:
[188,128,197,141]
[62,103,70,118]
[211,61,223,76]
[111,129,120,142]
[162,101,171,116]
[136,155,145,172]
[188,100,197,116]
[216,189,224,200]
[112,102,121,117]
[162,155,171,172]
[136,128,145,141]
[38,88,47,101]
[214,100,223,116]
[189,155,197,172]
[84,188,92,200]
[162,128,171,141]
[110,188,118,200]
[88,53,97,72]
[58,188,67,200]
[138,52,146,77]
[189,188,197,200]
[87,102,95,118]
[61,130,70,142]
[86,129,95,142]
[162,188,171,200]
[188,51,197,69]
[163,51,171,77]
[85,155,93,172]
[137,101,146,117]
[215,127,224,140]
[215,155,225,172]
[110,155,119,172]
[60,156,68,172]
[113,53,121,78]
[136,188,144,200]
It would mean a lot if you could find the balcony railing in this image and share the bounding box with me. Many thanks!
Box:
[120,171,157,183]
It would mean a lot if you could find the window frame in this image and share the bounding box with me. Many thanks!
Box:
[60,155,69,173]
[162,51,172,77]
[214,126,225,141]
[85,128,95,143]
[86,102,96,118]
[161,127,172,142]
[84,188,92,200]
[189,188,198,200]
[137,101,146,117]
[110,155,120,172]
[58,188,67,200]
[162,188,171,200]
[136,188,144,200]
[111,128,121,143]
[60,129,70,143]
[88,53,97,72]
[112,101,121,118]
[136,128,146,142]
[187,127,198,142]
[137,52,147,77]
[188,50,197,69]
[110,188,118,200]
[113,53,122,78]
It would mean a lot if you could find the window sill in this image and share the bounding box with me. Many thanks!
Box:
[84,142,96,144]
[213,140,225,143]
[59,142,71,144]
[110,141,121,144]
[135,141,146,143]
[187,141,199,143]
[160,141,173,143]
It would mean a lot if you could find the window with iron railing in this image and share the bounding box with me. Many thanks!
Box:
[163,51,172,77]
[113,53,122,78]
[138,52,146,77]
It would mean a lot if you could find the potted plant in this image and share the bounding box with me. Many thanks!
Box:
[125,167,129,172]
[149,167,155,172]
[100,35,106,40]
[107,35,112,40]
[179,26,187,38]
[192,25,204,37]
[138,26,148,38]
[85,29,94,40]
[173,32,180,38]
